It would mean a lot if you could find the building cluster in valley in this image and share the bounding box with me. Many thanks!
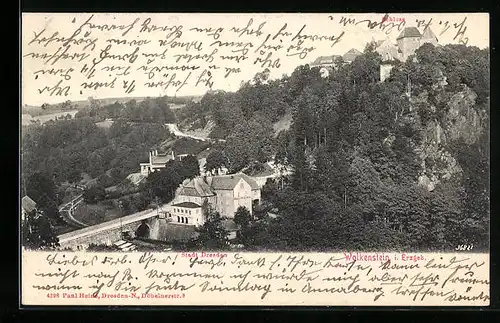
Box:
[21,146,264,250]
[310,26,439,81]
[168,172,261,226]
[22,28,442,247]
[140,148,261,228]
[139,144,250,218]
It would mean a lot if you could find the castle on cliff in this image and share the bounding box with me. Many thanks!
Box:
[309,26,439,81]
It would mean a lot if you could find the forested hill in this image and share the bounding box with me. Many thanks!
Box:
[177,42,490,251]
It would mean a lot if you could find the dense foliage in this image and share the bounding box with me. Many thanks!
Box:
[180,43,489,252]
[144,157,200,203]
[21,209,60,250]
[22,109,170,187]
[188,201,230,250]
[22,42,489,252]
[75,96,177,124]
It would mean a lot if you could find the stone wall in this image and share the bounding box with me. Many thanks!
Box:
[58,219,152,251]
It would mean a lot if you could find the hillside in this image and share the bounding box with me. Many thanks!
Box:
[171,43,490,252]
[21,42,489,252]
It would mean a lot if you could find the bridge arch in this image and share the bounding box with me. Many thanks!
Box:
[135,220,151,239]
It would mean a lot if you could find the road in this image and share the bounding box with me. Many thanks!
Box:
[165,123,226,143]
[59,194,88,228]
[165,123,208,141]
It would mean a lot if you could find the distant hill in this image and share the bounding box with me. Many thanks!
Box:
[21,95,203,116]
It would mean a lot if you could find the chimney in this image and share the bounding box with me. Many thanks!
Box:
[155,149,158,156]
[171,150,175,159]
[149,151,153,163]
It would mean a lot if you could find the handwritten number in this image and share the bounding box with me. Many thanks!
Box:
[455,244,474,251]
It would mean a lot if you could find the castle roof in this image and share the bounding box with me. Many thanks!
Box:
[343,48,362,62]
[420,27,438,43]
[396,27,422,40]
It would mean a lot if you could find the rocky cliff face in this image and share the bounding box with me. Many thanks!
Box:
[415,85,486,191]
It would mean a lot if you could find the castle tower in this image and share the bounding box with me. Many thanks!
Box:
[420,27,439,47]
[396,27,422,61]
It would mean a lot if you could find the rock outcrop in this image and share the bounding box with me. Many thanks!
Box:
[415,85,485,191]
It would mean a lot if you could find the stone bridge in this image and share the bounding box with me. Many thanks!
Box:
[57,206,169,251]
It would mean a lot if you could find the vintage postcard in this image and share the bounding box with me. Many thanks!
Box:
[20,12,490,306]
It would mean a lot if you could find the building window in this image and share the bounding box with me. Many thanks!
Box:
[186,218,189,224]
[177,216,180,223]
[189,210,191,215]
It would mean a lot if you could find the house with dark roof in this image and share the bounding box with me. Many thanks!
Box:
[309,49,362,78]
[310,55,343,68]
[169,173,261,226]
[343,48,363,63]
[140,150,176,176]
[309,55,343,78]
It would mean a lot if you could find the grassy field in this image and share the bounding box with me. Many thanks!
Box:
[72,203,122,226]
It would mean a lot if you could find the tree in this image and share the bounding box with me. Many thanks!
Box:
[234,206,251,229]
[145,158,199,203]
[145,163,182,203]
[224,116,275,172]
[261,178,278,203]
[26,172,58,209]
[21,209,59,250]
[192,202,229,250]
[179,155,200,179]
[205,150,228,173]
[83,184,107,204]
[25,172,62,223]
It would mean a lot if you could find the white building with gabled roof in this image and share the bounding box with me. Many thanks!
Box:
[140,150,175,176]
[169,173,261,226]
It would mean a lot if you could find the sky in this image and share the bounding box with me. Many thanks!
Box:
[21,13,489,106]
